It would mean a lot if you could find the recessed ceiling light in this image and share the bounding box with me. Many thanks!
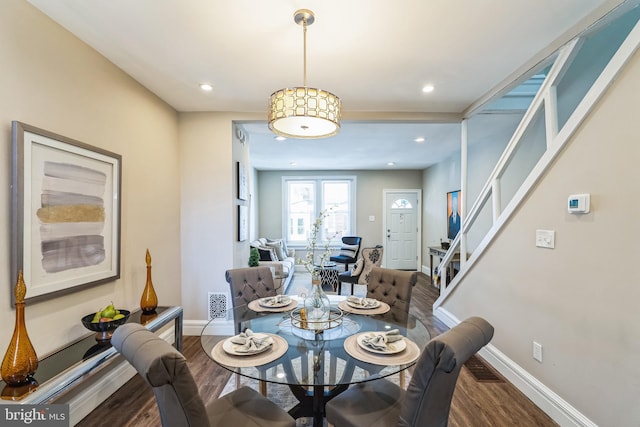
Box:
[274,136,286,141]
[199,83,213,92]
[387,162,395,166]
[414,137,425,143]
[289,162,297,166]
[422,84,435,93]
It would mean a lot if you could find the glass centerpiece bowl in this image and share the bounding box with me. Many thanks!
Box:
[290,306,344,337]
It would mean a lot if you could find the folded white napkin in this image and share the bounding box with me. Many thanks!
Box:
[361,329,403,351]
[260,295,291,306]
[347,296,379,308]
[229,329,272,353]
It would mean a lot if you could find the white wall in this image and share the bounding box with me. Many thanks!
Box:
[232,124,251,268]
[178,112,260,322]
[0,0,181,357]
[421,112,524,272]
[441,48,640,427]
[421,153,461,269]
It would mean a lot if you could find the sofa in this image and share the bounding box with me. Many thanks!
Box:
[249,238,295,294]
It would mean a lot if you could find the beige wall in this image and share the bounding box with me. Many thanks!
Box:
[0,1,181,356]
[256,169,423,253]
[441,48,640,426]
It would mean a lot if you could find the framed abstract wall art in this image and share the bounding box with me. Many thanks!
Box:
[237,161,248,201]
[447,190,461,240]
[11,121,122,301]
[238,205,248,242]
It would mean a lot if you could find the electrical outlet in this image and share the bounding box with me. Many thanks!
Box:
[533,341,543,363]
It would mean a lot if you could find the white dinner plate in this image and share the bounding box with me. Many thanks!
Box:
[356,332,406,355]
[346,298,381,309]
[222,334,274,356]
[259,296,292,308]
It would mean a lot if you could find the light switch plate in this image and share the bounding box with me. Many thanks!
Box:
[368,215,375,222]
[535,230,555,249]
[533,341,543,363]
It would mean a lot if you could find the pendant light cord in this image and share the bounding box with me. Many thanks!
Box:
[303,18,308,87]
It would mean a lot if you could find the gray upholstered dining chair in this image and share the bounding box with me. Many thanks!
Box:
[365,266,418,388]
[111,323,296,427]
[326,316,494,427]
[225,266,278,309]
[225,266,278,336]
[366,266,417,313]
[225,266,278,395]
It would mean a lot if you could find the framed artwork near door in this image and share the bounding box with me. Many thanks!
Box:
[447,190,461,240]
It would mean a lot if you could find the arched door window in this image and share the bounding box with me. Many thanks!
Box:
[391,198,412,209]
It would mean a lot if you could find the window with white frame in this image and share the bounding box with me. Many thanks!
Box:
[284,177,356,247]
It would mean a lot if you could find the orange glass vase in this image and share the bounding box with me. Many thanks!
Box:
[1,272,39,385]
[140,249,158,314]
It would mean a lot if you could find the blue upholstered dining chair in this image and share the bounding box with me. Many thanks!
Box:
[326,317,495,427]
[112,323,295,427]
[330,236,362,271]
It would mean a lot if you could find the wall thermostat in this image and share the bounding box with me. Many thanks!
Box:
[567,193,590,214]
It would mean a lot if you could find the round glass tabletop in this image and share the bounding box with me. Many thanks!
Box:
[200,296,430,388]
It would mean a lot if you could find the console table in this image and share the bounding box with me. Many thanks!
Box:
[428,246,460,288]
[0,306,183,404]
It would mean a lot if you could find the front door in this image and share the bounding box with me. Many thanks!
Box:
[383,190,420,270]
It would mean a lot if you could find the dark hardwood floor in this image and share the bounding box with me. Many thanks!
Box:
[76,273,557,427]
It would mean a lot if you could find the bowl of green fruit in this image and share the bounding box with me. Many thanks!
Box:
[81,303,130,343]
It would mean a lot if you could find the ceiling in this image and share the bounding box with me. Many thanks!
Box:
[27,0,622,170]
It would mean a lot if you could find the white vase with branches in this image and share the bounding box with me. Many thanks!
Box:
[298,210,333,331]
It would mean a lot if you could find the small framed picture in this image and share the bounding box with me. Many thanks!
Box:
[237,161,248,201]
[238,205,248,242]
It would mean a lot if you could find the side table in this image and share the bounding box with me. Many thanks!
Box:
[315,263,340,292]
[0,306,183,404]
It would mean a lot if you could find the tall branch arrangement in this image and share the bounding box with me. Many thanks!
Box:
[298,209,336,280]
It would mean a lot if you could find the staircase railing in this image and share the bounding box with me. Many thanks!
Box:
[434,9,640,308]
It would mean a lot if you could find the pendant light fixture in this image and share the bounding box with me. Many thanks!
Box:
[268,9,341,139]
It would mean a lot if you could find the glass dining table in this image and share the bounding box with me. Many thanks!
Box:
[200,295,430,427]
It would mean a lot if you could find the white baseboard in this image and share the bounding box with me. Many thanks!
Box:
[421,264,431,276]
[184,319,234,336]
[67,328,175,426]
[434,307,596,427]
